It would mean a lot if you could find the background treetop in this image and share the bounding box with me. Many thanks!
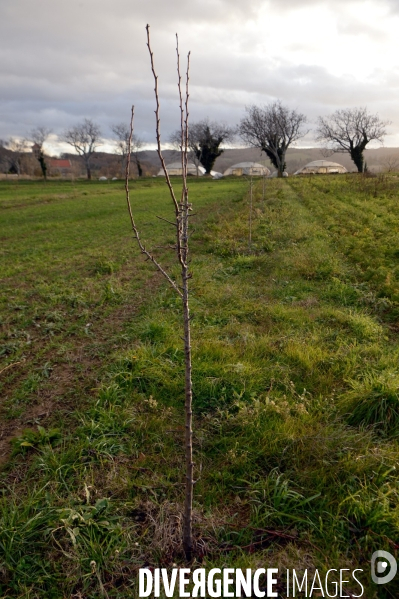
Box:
[316,107,390,172]
[63,118,102,180]
[238,101,308,176]
[111,123,144,177]
[170,119,234,174]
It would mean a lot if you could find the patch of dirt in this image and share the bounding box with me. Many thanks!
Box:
[0,356,82,465]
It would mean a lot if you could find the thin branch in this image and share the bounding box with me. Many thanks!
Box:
[176,33,186,268]
[125,105,182,297]
[146,25,179,216]
[156,215,178,227]
[147,24,184,267]
[176,34,185,207]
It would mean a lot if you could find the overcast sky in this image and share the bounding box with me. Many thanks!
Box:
[1,0,399,154]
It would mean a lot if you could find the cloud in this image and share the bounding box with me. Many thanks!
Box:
[1,0,398,148]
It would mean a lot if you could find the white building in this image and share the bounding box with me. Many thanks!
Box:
[294,160,347,175]
[223,162,270,177]
[157,161,205,176]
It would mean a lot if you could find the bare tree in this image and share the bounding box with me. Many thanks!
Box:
[111,123,144,177]
[6,137,29,176]
[317,107,389,173]
[63,118,102,180]
[381,153,399,173]
[125,25,194,560]
[239,101,307,177]
[170,119,234,174]
[30,126,51,180]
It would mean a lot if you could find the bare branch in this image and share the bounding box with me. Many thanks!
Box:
[146,24,179,216]
[30,126,52,150]
[156,215,178,227]
[124,105,182,297]
[381,153,399,173]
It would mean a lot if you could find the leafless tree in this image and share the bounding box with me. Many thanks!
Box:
[239,101,307,177]
[381,153,399,173]
[111,123,144,177]
[170,119,234,174]
[125,25,195,560]
[317,107,389,173]
[30,126,51,180]
[63,118,102,180]
[6,137,29,176]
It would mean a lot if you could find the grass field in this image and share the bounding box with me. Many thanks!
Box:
[1,174,399,597]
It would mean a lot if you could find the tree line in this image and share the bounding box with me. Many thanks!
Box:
[0,104,390,179]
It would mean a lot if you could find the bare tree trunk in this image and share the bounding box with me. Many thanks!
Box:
[278,150,287,177]
[182,260,193,559]
[84,156,92,180]
[135,155,143,177]
[38,150,47,181]
[248,176,253,253]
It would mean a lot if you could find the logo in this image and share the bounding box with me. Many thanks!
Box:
[371,550,397,585]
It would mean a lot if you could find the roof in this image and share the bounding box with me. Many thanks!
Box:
[303,160,346,168]
[294,159,347,175]
[223,162,271,176]
[49,159,72,168]
[228,162,266,168]
[157,162,205,176]
[164,161,201,169]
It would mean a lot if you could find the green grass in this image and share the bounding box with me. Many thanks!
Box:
[1,175,399,597]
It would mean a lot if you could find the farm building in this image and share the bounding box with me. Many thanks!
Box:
[223,162,270,177]
[156,162,205,176]
[48,158,73,177]
[294,160,347,175]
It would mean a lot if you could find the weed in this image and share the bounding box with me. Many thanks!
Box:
[340,370,399,435]
[11,426,62,454]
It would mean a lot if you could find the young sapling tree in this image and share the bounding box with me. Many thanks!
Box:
[125,25,195,561]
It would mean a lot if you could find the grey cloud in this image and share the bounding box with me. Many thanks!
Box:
[384,0,399,12]
[0,0,398,147]
[264,0,373,8]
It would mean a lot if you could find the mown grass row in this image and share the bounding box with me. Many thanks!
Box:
[1,176,399,597]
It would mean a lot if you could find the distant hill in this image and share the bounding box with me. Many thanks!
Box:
[139,147,399,175]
